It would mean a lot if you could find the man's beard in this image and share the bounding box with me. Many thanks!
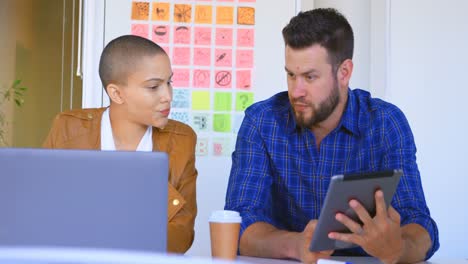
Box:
[292,80,340,128]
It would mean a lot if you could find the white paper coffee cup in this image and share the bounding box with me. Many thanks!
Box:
[209,210,242,260]
[209,210,242,223]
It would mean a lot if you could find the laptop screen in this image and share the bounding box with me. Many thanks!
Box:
[0,148,168,253]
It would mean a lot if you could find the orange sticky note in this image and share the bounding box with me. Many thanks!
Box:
[131,2,150,20]
[174,4,192,23]
[195,5,212,24]
[216,6,234,25]
[238,7,255,25]
[152,2,170,21]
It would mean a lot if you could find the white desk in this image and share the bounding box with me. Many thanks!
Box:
[0,248,465,264]
[239,256,468,264]
[239,256,380,264]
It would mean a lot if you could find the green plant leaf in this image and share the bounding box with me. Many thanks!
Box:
[12,79,21,88]
[14,98,21,106]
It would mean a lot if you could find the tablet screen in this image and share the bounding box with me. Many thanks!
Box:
[309,169,402,252]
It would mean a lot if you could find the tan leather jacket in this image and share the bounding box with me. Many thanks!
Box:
[43,107,198,253]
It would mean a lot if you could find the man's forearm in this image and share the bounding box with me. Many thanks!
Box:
[239,222,301,260]
[398,224,432,263]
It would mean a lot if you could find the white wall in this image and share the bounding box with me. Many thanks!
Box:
[302,0,389,98]
[313,0,371,92]
[186,1,298,257]
[387,0,468,258]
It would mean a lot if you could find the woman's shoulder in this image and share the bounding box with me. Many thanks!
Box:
[53,107,106,123]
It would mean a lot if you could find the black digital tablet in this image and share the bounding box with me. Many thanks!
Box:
[309,169,403,252]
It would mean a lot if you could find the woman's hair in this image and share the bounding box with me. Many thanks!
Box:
[98,35,166,88]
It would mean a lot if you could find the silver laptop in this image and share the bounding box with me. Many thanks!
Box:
[0,148,168,253]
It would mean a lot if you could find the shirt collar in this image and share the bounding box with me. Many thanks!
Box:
[100,108,153,151]
[338,88,360,136]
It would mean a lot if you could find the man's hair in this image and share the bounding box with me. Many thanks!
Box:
[98,35,166,89]
[282,8,354,73]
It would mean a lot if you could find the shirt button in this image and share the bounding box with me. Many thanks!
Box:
[87,113,93,119]
[172,199,180,206]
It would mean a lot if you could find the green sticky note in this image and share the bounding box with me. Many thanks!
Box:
[214,92,232,111]
[192,91,211,110]
[213,114,231,132]
[236,92,254,111]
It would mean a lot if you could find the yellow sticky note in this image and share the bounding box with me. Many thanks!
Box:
[236,92,254,111]
[195,5,212,24]
[174,4,192,23]
[192,91,211,110]
[152,2,170,21]
[213,114,232,132]
[216,6,234,25]
[214,92,232,111]
[238,7,255,25]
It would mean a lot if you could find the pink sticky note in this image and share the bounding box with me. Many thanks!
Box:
[172,68,190,88]
[237,28,254,47]
[215,49,232,67]
[193,69,211,88]
[236,49,254,68]
[174,26,191,44]
[193,48,211,66]
[161,46,170,56]
[194,27,211,45]
[215,28,233,46]
[173,47,191,65]
[214,70,232,88]
[236,70,252,90]
[131,24,149,39]
[152,25,170,44]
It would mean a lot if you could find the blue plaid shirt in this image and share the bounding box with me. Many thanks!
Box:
[225,89,439,259]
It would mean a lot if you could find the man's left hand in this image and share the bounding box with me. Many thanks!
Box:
[328,190,405,264]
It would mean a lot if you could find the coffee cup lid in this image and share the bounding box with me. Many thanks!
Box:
[209,210,242,223]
